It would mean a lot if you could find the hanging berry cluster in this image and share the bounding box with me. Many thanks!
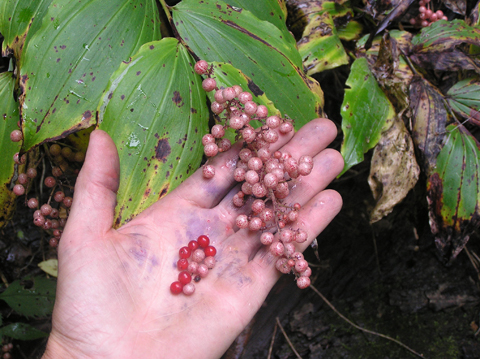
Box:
[194,60,314,290]
[10,129,84,248]
[170,235,217,295]
[409,0,447,28]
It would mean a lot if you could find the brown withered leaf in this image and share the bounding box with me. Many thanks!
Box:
[410,49,480,73]
[470,0,479,25]
[364,0,404,20]
[369,117,420,223]
[409,76,448,175]
[444,0,467,15]
[371,32,414,114]
[364,0,415,48]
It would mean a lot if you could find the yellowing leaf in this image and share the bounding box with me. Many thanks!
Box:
[38,259,58,277]
[368,118,420,222]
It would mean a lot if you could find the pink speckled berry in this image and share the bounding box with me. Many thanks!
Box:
[203,165,215,179]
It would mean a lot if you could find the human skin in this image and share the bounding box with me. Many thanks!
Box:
[42,118,344,359]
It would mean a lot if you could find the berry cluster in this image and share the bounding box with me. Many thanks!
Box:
[194,60,314,289]
[1,343,13,359]
[10,128,83,248]
[170,235,217,295]
[409,0,447,27]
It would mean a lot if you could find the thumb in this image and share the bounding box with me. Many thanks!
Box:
[63,129,120,240]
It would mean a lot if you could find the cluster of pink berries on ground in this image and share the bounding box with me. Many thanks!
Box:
[194,60,314,289]
[409,0,447,27]
[170,235,217,295]
[10,128,84,248]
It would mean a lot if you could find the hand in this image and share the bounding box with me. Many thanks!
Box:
[42,118,343,359]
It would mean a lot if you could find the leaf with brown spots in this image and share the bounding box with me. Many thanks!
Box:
[411,19,480,50]
[18,0,161,151]
[0,72,21,229]
[296,9,349,75]
[173,0,324,127]
[98,38,208,228]
[0,0,53,58]
[409,76,448,175]
[427,124,480,262]
[225,0,290,40]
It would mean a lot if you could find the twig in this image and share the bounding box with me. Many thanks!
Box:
[275,317,302,359]
[464,246,480,281]
[310,284,426,358]
[266,320,278,359]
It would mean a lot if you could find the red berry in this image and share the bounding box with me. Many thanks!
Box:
[62,196,73,208]
[297,276,311,289]
[10,129,23,142]
[204,245,216,257]
[177,258,189,270]
[27,198,39,209]
[179,246,191,259]
[49,237,59,248]
[202,165,215,179]
[178,271,192,285]
[13,184,25,196]
[194,60,209,75]
[26,167,38,178]
[183,283,195,295]
[170,281,183,294]
[188,240,199,251]
[197,235,210,247]
[44,176,56,188]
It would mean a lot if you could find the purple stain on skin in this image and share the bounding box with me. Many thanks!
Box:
[129,247,147,264]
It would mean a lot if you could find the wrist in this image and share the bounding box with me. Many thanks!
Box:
[42,333,86,359]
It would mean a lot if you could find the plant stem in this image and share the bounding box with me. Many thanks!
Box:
[158,0,172,24]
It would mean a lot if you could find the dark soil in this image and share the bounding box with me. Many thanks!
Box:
[222,163,480,359]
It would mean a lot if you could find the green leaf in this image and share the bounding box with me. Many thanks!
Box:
[446,77,480,125]
[172,0,324,127]
[427,124,480,260]
[298,11,349,75]
[0,0,53,58]
[19,0,162,152]
[0,72,21,229]
[224,0,291,40]
[337,20,363,41]
[411,19,480,52]
[0,323,48,340]
[340,57,395,175]
[98,38,208,227]
[0,277,56,318]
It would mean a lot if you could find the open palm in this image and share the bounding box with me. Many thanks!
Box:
[42,118,343,359]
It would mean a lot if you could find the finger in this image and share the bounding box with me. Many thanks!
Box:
[62,130,120,242]
[250,189,343,289]
[160,125,296,209]
[278,118,338,159]
[213,119,341,227]
[213,147,343,258]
